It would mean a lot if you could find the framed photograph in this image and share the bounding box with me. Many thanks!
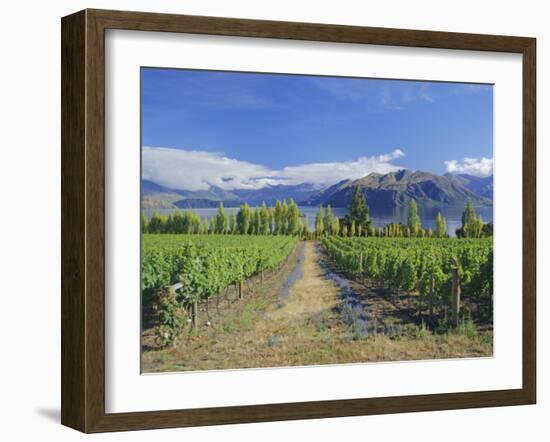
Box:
[61,9,536,433]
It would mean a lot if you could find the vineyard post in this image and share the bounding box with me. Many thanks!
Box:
[429,269,435,318]
[191,300,198,333]
[451,267,461,328]
[239,264,244,299]
[417,278,422,318]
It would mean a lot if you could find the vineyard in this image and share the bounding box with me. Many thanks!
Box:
[142,234,299,343]
[322,236,493,325]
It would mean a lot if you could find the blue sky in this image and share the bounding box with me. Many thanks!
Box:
[141,68,493,191]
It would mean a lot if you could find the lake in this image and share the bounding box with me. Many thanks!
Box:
[143,204,493,237]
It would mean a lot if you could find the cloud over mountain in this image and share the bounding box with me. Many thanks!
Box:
[142,147,406,191]
[444,157,493,177]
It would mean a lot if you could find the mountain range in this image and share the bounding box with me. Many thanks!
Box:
[141,170,492,210]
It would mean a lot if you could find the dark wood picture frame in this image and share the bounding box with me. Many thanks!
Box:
[61,8,536,433]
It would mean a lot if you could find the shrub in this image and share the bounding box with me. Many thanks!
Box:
[156,289,186,346]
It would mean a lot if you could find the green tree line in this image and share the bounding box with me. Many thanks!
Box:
[142,199,309,237]
[142,185,493,239]
[314,185,492,239]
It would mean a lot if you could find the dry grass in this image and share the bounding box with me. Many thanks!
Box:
[142,241,493,373]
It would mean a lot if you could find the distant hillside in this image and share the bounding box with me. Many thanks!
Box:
[445,173,493,199]
[232,183,318,206]
[141,180,319,209]
[302,170,492,208]
[142,170,492,211]
[173,199,242,209]
[141,179,240,209]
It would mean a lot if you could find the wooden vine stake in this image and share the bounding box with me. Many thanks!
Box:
[239,265,244,300]
[451,267,461,328]
[192,300,198,334]
[428,269,435,318]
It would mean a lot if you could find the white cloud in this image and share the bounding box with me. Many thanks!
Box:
[309,78,370,101]
[142,147,405,191]
[376,149,405,162]
[444,157,493,177]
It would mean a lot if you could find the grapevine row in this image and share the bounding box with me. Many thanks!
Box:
[322,236,493,309]
[142,234,299,305]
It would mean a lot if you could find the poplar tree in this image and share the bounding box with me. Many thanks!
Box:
[473,215,484,238]
[324,205,333,235]
[229,211,236,234]
[274,200,284,234]
[215,203,229,234]
[407,200,421,237]
[260,201,270,235]
[236,203,251,234]
[350,220,356,237]
[255,208,262,234]
[302,215,310,239]
[208,216,216,234]
[171,210,184,233]
[332,217,340,237]
[141,212,149,233]
[148,211,164,233]
[249,208,261,234]
[282,200,289,234]
[315,206,325,238]
[200,218,209,234]
[287,199,300,235]
[434,212,447,238]
[461,201,484,238]
[268,207,275,234]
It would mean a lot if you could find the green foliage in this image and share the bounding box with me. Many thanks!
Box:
[349,220,356,237]
[281,201,289,234]
[260,201,271,235]
[434,212,447,238]
[287,199,301,235]
[315,206,325,238]
[156,289,186,346]
[347,185,370,231]
[236,203,251,234]
[148,211,166,233]
[400,257,417,292]
[142,234,298,306]
[229,211,236,234]
[332,217,340,237]
[324,205,333,235]
[455,316,478,338]
[143,234,298,345]
[322,236,493,310]
[407,200,421,237]
[460,201,484,238]
[301,215,310,239]
[141,212,149,234]
[274,200,284,234]
[215,203,229,234]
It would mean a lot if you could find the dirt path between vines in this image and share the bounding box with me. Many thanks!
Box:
[267,241,341,325]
